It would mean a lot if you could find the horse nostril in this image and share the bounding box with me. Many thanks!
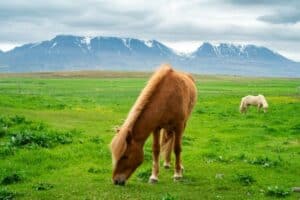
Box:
[113,179,125,186]
[113,180,118,185]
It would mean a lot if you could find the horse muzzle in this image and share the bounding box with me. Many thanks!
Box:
[113,174,126,186]
[113,179,125,186]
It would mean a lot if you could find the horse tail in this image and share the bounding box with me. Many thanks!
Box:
[185,72,196,83]
[160,129,174,164]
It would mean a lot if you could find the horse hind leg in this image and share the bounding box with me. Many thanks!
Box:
[173,123,185,181]
[149,129,161,184]
[161,129,174,169]
[244,105,249,113]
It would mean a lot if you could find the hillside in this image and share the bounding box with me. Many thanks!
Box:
[0,35,299,77]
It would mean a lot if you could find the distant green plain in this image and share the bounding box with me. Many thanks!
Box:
[0,72,299,199]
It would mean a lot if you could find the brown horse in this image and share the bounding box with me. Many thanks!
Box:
[110,64,197,185]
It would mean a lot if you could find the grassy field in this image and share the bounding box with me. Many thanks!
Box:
[0,71,299,200]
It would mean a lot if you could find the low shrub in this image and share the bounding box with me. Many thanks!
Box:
[0,189,16,200]
[88,167,109,174]
[33,183,54,191]
[0,127,8,137]
[90,136,104,144]
[0,144,15,157]
[10,115,27,125]
[0,115,79,158]
[249,156,280,168]
[202,152,233,164]
[1,173,23,185]
[10,130,73,148]
[290,123,300,134]
[234,173,255,186]
[266,186,291,197]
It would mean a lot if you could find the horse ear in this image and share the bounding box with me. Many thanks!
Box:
[113,126,120,133]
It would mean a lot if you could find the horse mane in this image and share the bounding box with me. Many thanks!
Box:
[110,64,173,165]
[122,64,173,129]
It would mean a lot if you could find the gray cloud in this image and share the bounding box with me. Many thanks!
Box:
[0,0,299,61]
[227,0,300,6]
[227,0,300,24]
[258,9,300,24]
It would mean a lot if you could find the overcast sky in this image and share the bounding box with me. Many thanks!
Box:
[0,0,300,61]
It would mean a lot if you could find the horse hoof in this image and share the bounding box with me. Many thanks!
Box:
[173,175,183,181]
[149,178,158,184]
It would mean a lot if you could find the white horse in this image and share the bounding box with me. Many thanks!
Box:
[240,94,268,113]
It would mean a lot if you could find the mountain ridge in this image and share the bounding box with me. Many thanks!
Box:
[0,35,299,77]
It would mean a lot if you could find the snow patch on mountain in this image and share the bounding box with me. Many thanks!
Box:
[30,42,42,49]
[144,40,153,48]
[122,38,132,50]
[50,42,57,49]
[81,36,92,50]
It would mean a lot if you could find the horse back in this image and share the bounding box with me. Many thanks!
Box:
[141,70,197,130]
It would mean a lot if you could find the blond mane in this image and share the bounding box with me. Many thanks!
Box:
[110,64,173,164]
[123,64,173,129]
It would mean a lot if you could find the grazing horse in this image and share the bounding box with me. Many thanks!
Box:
[110,64,197,185]
[240,94,268,113]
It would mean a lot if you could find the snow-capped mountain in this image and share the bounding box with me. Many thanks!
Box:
[0,35,299,77]
[192,42,288,62]
[0,35,176,72]
[185,42,298,76]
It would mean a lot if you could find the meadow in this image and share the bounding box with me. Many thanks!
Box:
[0,71,299,200]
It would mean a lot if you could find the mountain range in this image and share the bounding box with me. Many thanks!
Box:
[0,35,299,77]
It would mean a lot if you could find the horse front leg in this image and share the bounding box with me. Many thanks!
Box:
[257,104,261,112]
[173,123,185,181]
[149,129,161,183]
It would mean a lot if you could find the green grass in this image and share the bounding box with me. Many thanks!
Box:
[0,73,299,199]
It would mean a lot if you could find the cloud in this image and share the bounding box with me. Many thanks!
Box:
[0,0,299,60]
[228,0,300,24]
[258,9,300,24]
[227,0,300,7]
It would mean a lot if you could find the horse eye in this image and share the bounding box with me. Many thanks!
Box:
[121,155,128,160]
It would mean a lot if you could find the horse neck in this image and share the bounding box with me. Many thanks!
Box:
[131,115,155,145]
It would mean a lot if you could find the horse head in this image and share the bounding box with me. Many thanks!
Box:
[110,127,144,185]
